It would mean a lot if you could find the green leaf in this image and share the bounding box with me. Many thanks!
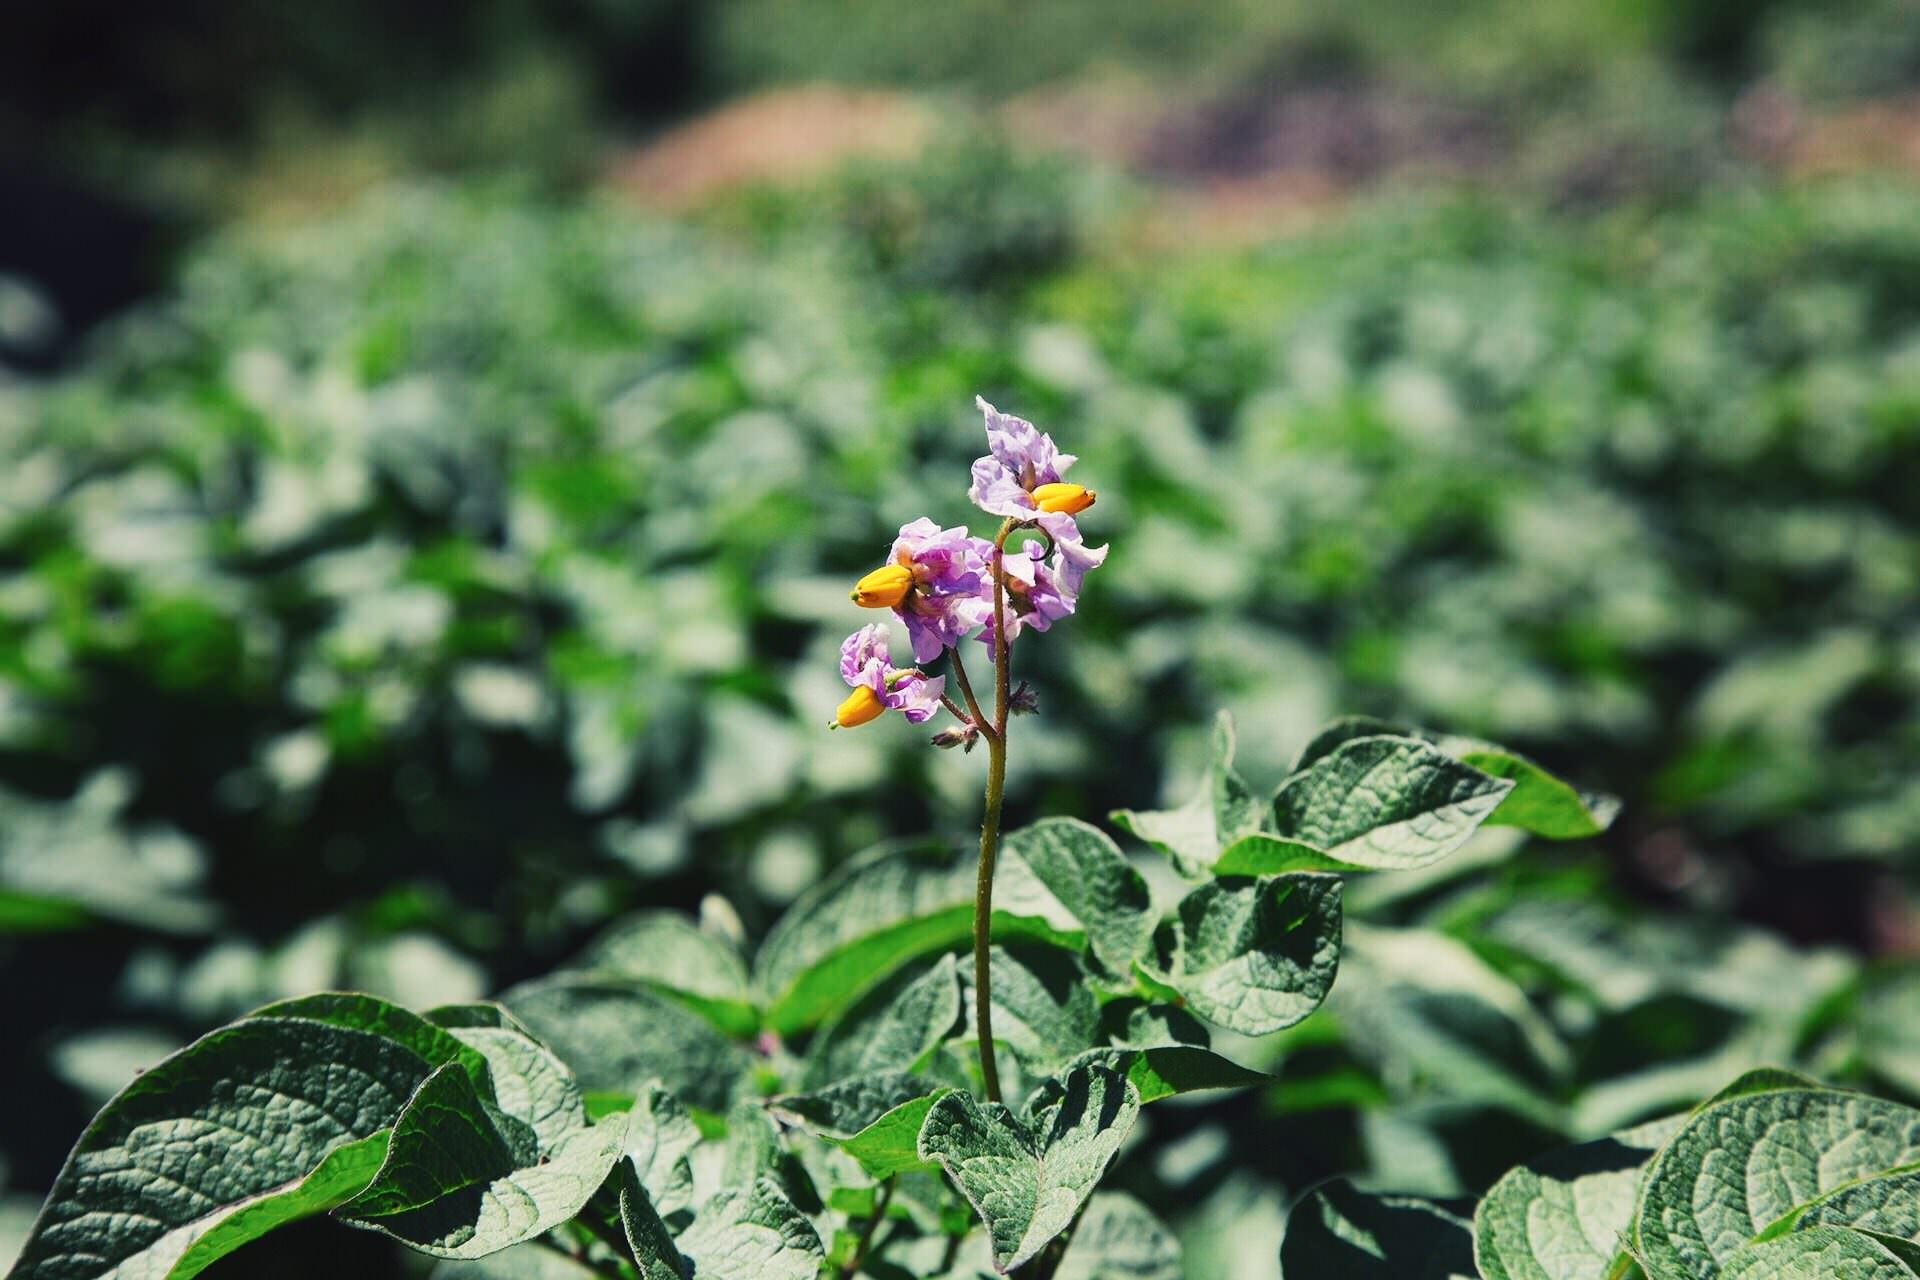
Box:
[1042,1045,1268,1105]
[1332,924,1569,1131]
[803,953,961,1088]
[1147,874,1342,1036]
[1004,817,1155,976]
[1111,711,1267,878]
[429,1244,609,1279]
[1634,1080,1920,1279]
[9,1000,471,1280]
[251,993,494,1094]
[1280,1180,1477,1279]
[502,977,753,1115]
[624,1082,702,1216]
[720,1100,781,1191]
[1474,1114,1686,1280]
[1861,965,1920,1101]
[1213,833,1358,875]
[1291,716,1406,771]
[0,888,93,934]
[1290,717,1618,840]
[964,945,1101,1077]
[424,1003,538,1035]
[340,1027,627,1259]
[1456,749,1620,839]
[918,1063,1141,1272]
[1106,1000,1213,1049]
[618,1162,689,1280]
[569,910,758,1037]
[773,1073,949,1178]
[754,839,1084,1035]
[669,1178,825,1280]
[1272,735,1514,871]
[1722,1227,1920,1279]
[1800,1170,1920,1245]
[1055,1193,1181,1280]
[839,1096,946,1180]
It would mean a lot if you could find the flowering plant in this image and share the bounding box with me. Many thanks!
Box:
[17,396,1885,1280]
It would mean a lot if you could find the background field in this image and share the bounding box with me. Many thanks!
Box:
[4,2,1920,1275]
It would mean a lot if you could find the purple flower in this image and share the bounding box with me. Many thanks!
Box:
[833,624,944,728]
[968,397,1078,519]
[963,397,1109,654]
[890,519,998,663]
[852,519,998,662]
[977,528,1107,656]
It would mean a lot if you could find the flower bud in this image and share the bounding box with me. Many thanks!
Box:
[1032,482,1095,515]
[931,724,979,751]
[831,685,886,729]
[850,562,914,608]
[1009,680,1039,716]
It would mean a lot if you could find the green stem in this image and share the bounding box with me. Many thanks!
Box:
[975,721,1007,1102]
[841,1178,896,1279]
[948,645,996,744]
[972,519,1019,1104]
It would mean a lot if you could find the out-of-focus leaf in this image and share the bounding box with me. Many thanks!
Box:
[754,839,1083,1035]
[501,977,754,1116]
[1280,1180,1477,1279]
[1055,1193,1181,1280]
[803,952,961,1089]
[568,910,758,1036]
[1112,712,1267,877]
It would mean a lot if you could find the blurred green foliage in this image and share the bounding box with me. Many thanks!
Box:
[6,156,1920,948]
[4,145,1920,1272]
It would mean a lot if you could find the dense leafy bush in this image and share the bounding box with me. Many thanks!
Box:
[2,674,1634,1278]
[5,168,1920,1273]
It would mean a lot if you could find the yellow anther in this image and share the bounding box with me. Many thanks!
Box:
[832,685,887,729]
[1033,483,1095,515]
[850,563,914,608]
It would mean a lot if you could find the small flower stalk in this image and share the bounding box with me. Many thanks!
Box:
[832,397,1105,1102]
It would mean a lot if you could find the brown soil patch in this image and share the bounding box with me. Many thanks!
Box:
[1786,90,1920,177]
[609,84,932,209]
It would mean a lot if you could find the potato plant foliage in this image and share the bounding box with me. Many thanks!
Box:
[5,164,1920,1279]
[9,715,1626,1278]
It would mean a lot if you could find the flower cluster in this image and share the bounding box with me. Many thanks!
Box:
[833,397,1106,730]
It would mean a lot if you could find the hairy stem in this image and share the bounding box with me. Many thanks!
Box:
[840,1178,896,1279]
[972,518,1019,1104]
[938,692,972,726]
[975,723,1007,1102]
[948,644,996,744]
